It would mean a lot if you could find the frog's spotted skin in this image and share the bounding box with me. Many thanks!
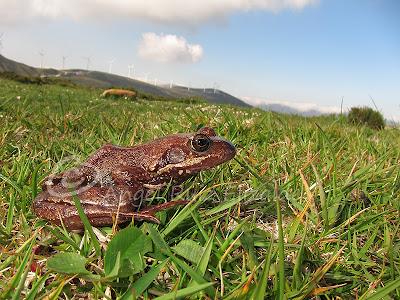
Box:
[33,127,236,230]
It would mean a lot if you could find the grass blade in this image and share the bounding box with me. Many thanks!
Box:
[121,259,169,299]
[153,282,215,300]
[1,233,36,299]
[71,192,101,257]
[251,239,274,300]
[361,278,400,300]
[276,182,285,300]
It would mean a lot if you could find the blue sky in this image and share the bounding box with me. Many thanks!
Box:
[0,0,399,121]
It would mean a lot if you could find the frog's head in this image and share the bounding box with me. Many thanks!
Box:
[146,127,236,183]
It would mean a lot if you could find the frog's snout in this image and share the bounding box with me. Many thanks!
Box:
[225,140,237,160]
[216,138,236,162]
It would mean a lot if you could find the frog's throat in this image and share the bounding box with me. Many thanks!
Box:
[156,156,210,175]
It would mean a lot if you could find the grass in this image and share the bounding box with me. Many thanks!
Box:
[0,76,399,299]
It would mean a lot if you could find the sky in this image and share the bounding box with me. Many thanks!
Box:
[0,0,399,121]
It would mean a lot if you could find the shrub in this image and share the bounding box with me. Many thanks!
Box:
[348,106,385,130]
[0,71,47,84]
[0,71,75,87]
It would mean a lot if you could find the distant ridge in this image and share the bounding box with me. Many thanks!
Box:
[259,103,337,117]
[0,54,250,107]
[0,54,41,77]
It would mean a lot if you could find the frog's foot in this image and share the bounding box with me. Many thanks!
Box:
[117,200,189,224]
[118,200,189,224]
[140,200,190,215]
[117,212,161,224]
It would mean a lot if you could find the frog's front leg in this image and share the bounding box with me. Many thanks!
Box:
[109,167,190,219]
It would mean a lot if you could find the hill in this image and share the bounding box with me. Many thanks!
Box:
[0,54,42,77]
[1,76,400,299]
[0,76,399,298]
[0,54,250,107]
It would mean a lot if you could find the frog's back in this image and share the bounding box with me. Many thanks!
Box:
[85,144,133,168]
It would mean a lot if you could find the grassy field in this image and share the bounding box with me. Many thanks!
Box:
[0,77,399,299]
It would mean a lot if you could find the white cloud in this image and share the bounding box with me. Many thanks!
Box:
[0,0,318,25]
[138,33,203,63]
[242,96,343,115]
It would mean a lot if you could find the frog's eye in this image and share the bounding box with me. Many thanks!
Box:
[191,134,212,152]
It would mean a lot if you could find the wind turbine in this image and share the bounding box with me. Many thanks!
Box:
[39,50,45,69]
[62,56,68,69]
[154,78,158,86]
[108,58,115,73]
[82,56,91,70]
[0,33,4,54]
[144,73,150,83]
[213,82,219,94]
[128,64,135,78]
[169,80,173,89]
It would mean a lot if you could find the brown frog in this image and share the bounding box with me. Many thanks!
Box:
[33,127,236,230]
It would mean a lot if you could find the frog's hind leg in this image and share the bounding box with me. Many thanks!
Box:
[32,193,99,230]
[32,187,174,229]
[33,196,160,229]
[33,186,139,230]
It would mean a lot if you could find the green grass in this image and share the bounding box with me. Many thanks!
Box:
[0,77,399,299]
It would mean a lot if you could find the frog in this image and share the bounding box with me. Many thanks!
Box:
[33,127,236,230]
